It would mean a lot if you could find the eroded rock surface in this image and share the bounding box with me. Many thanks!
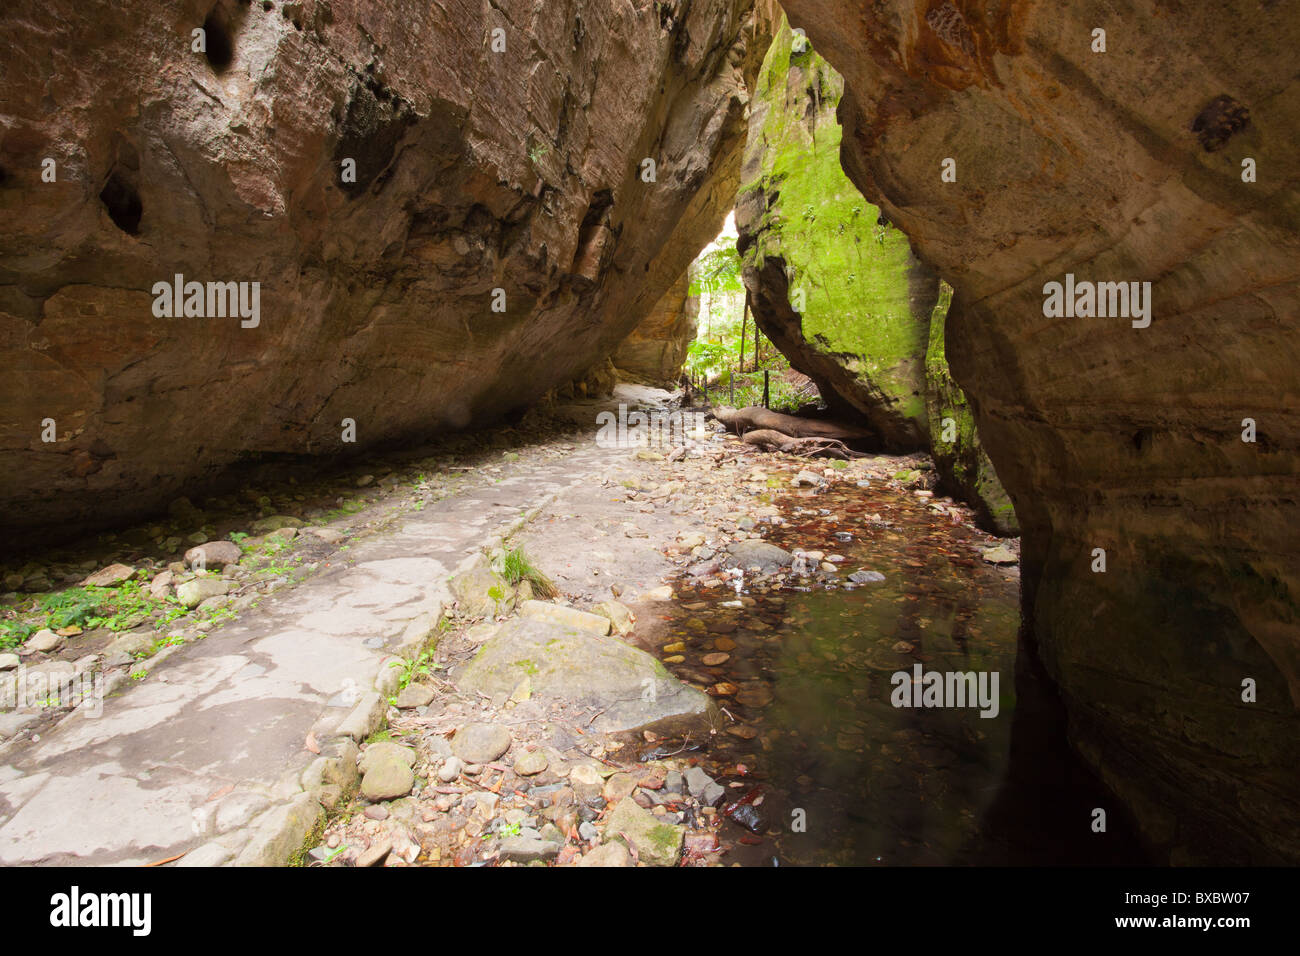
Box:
[925,284,1018,537]
[613,270,701,386]
[0,0,773,548]
[783,0,1300,862]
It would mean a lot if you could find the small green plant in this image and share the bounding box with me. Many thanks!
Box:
[35,582,185,635]
[195,605,237,630]
[130,669,148,681]
[0,620,35,650]
[39,587,104,630]
[388,649,438,699]
[497,822,522,838]
[321,843,348,864]
[684,339,733,382]
[500,547,557,599]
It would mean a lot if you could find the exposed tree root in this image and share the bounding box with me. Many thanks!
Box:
[711,405,872,460]
[711,404,872,440]
[740,429,866,459]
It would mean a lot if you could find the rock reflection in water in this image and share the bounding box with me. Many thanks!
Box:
[654,479,1148,865]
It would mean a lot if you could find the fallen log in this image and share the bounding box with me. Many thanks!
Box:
[739,428,798,450]
[740,429,866,460]
[711,405,874,441]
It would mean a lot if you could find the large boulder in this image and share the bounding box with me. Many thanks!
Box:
[0,0,775,549]
[784,0,1300,863]
[455,616,713,734]
[735,18,1015,531]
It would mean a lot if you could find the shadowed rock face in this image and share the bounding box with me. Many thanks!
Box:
[783,0,1300,861]
[0,0,772,548]
[925,284,1018,537]
[613,270,700,386]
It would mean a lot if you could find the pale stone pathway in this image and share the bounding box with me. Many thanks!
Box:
[0,397,649,865]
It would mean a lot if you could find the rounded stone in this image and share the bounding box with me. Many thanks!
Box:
[451,722,512,764]
[184,540,242,569]
[724,540,792,572]
[360,757,415,802]
[513,749,549,776]
[394,683,435,709]
[24,629,62,653]
[358,742,415,774]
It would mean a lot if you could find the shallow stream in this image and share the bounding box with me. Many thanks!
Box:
[648,473,1147,865]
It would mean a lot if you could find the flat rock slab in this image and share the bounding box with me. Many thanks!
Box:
[981,545,1018,565]
[519,600,611,635]
[0,442,610,865]
[80,564,136,587]
[455,617,712,734]
[724,540,792,572]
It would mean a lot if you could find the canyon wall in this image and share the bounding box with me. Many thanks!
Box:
[736,19,1016,533]
[612,269,700,385]
[0,0,772,549]
[735,20,936,451]
[782,0,1300,862]
[926,283,1018,536]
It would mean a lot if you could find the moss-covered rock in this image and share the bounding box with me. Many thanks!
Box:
[735,18,938,450]
[736,19,1016,534]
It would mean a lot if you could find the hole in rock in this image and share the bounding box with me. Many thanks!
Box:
[99,170,142,235]
[203,5,236,72]
[570,189,615,280]
[1191,94,1250,152]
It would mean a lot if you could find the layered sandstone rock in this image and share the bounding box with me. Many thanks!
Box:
[0,0,773,548]
[784,0,1300,862]
[612,270,700,386]
[926,283,1018,537]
